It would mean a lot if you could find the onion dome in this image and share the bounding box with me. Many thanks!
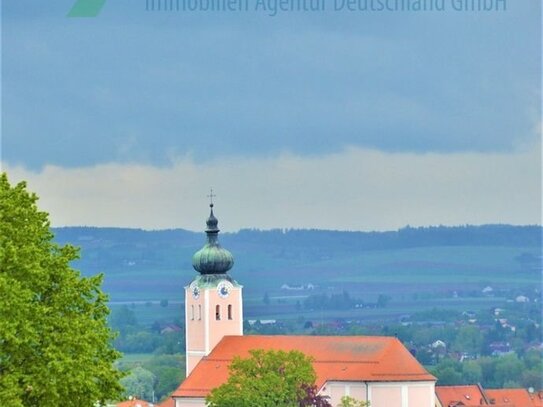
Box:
[192,203,234,274]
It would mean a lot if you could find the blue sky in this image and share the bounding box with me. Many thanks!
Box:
[1,1,541,230]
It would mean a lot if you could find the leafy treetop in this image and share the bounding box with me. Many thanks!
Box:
[0,173,124,407]
[206,348,331,407]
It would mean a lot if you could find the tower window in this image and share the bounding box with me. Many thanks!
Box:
[215,305,221,320]
[228,304,233,320]
[198,305,202,320]
[191,305,194,320]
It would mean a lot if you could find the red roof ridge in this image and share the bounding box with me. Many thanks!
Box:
[372,373,434,376]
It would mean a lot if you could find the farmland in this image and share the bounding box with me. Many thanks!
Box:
[54,225,541,326]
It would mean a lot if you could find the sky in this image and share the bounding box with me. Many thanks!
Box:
[1,0,541,231]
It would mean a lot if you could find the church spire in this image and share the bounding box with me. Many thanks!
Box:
[192,192,234,274]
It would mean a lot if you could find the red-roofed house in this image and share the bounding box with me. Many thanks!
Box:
[116,398,154,407]
[530,390,543,407]
[157,396,176,407]
[164,205,437,407]
[435,385,543,407]
[436,384,490,407]
[486,388,539,407]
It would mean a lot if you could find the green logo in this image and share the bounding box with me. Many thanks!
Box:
[68,0,107,17]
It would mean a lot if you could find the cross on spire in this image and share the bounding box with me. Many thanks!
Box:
[207,188,216,206]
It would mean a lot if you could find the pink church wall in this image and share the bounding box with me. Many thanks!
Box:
[185,285,243,376]
[408,384,434,406]
[371,385,402,406]
[175,398,206,407]
[350,384,367,401]
[323,381,368,406]
[207,288,242,353]
[185,290,205,351]
[174,380,434,406]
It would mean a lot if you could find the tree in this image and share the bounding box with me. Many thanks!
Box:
[206,349,320,407]
[298,384,332,407]
[430,359,463,386]
[494,354,524,388]
[142,354,185,400]
[452,326,483,355]
[110,305,138,335]
[461,361,482,384]
[120,367,156,401]
[338,395,370,407]
[0,174,123,406]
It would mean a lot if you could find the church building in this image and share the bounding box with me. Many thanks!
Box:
[169,203,436,407]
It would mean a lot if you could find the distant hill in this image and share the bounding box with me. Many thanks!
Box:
[52,225,542,305]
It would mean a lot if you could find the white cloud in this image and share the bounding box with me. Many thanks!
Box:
[2,145,541,232]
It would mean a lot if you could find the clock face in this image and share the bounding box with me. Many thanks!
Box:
[217,281,232,298]
[192,286,200,299]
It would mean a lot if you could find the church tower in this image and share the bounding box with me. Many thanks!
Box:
[185,200,243,376]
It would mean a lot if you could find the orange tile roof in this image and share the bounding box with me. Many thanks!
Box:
[486,388,537,407]
[156,396,176,407]
[173,335,435,398]
[436,385,489,407]
[116,399,153,407]
[529,391,543,407]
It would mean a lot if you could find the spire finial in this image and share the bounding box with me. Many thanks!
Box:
[207,188,216,207]
[192,191,234,274]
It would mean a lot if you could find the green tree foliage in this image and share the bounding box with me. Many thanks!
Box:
[0,174,123,406]
[109,305,138,335]
[430,352,542,389]
[493,354,524,387]
[452,326,483,355]
[206,349,318,407]
[461,361,483,384]
[120,367,156,401]
[154,330,185,355]
[338,395,370,407]
[141,354,184,401]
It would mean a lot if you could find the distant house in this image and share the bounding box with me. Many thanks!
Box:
[247,319,276,325]
[160,324,182,335]
[116,398,154,407]
[516,295,530,303]
[431,340,446,349]
[493,307,505,316]
[436,385,543,407]
[435,384,488,407]
[486,388,540,406]
[482,286,494,295]
[489,341,512,356]
[280,283,315,290]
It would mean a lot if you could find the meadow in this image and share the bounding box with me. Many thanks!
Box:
[60,224,539,326]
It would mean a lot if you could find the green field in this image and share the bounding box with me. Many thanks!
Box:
[52,226,540,325]
[99,245,539,301]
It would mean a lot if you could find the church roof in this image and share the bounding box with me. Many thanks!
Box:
[173,335,436,399]
[192,203,234,275]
